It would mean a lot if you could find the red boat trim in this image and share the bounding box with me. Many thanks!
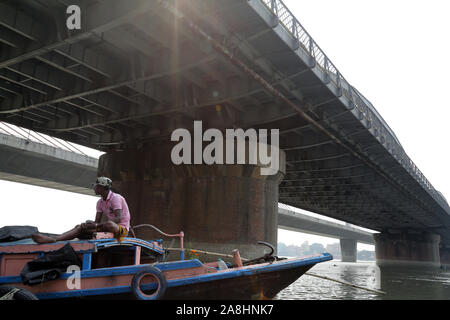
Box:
[0,242,95,254]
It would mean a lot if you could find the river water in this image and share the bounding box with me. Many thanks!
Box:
[275,260,450,300]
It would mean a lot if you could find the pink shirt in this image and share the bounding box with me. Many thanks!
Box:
[96,191,131,230]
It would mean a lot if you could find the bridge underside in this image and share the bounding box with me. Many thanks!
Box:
[0,0,449,253]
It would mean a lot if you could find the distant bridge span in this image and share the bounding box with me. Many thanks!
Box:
[0,130,97,195]
[278,207,374,245]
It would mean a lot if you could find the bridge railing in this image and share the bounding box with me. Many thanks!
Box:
[260,0,449,211]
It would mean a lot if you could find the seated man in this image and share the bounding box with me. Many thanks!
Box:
[32,177,131,244]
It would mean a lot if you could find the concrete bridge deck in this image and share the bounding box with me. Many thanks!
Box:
[278,207,375,245]
[0,131,97,195]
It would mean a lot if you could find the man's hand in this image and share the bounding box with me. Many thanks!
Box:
[81,221,97,231]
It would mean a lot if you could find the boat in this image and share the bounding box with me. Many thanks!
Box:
[0,225,332,300]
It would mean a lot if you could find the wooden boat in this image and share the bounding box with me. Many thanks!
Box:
[0,227,332,300]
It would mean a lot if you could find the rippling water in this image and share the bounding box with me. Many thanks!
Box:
[275,260,450,300]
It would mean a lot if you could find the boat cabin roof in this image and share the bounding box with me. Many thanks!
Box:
[0,237,165,256]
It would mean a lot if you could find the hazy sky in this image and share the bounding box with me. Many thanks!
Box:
[3,0,449,252]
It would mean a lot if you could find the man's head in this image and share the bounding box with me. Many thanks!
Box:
[92,176,112,196]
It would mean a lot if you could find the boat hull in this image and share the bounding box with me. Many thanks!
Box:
[69,263,314,300]
[0,236,332,300]
[162,264,314,300]
[83,258,322,300]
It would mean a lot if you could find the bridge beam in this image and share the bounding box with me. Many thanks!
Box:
[340,238,357,262]
[97,142,285,260]
[374,231,441,269]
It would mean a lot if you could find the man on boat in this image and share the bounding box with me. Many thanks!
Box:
[32,177,131,244]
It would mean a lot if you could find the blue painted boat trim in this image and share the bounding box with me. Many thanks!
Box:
[166,253,333,288]
[1,253,332,299]
[93,238,165,255]
[180,249,185,260]
[82,253,92,271]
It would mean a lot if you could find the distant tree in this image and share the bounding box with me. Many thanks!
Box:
[325,243,341,259]
[357,250,375,261]
[300,241,310,256]
[278,241,375,261]
[278,242,287,255]
[309,243,325,254]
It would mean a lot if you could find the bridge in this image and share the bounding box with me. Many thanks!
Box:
[0,126,372,261]
[278,206,375,262]
[278,207,374,245]
[0,0,449,267]
[0,123,97,195]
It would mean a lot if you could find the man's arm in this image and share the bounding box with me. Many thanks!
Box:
[94,212,103,223]
[109,209,122,224]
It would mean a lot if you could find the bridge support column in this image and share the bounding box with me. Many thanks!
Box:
[97,143,285,260]
[340,239,357,262]
[440,246,450,269]
[374,232,441,269]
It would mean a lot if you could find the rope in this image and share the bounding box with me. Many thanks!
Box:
[167,247,250,261]
[131,224,180,238]
[305,272,386,295]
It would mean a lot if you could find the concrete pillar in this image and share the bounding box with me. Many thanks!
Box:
[374,232,441,269]
[97,142,285,259]
[340,238,357,262]
[440,246,450,269]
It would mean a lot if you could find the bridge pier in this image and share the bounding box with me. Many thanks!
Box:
[339,239,357,262]
[97,143,285,259]
[440,246,450,269]
[374,232,441,269]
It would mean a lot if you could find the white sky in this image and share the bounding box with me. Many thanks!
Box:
[3,0,450,252]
